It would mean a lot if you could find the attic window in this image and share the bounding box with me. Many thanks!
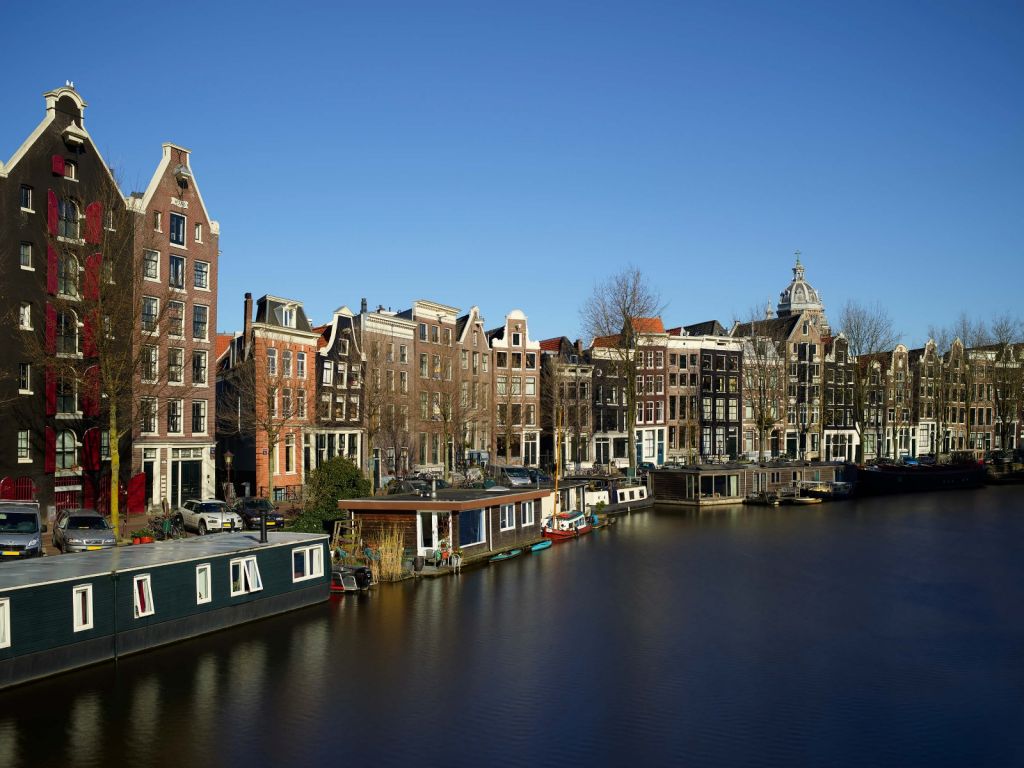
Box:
[275,305,296,328]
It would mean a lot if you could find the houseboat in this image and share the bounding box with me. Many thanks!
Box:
[0,532,329,690]
[564,475,652,515]
[844,461,986,495]
[651,462,849,507]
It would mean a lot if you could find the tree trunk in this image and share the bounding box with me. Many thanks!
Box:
[109,403,122,543]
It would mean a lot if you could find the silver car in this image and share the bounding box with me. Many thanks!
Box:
[52,508,116,553]
[0,501,46,560]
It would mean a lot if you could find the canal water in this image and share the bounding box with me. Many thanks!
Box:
[2,487,1024,767]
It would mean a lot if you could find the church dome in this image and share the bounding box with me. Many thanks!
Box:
[777,255,824,318]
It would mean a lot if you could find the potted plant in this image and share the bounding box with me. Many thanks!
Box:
[135,528,154,544]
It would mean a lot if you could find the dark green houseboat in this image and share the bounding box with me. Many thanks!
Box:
[0,532,329,690]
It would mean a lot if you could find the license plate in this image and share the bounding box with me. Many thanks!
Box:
[267,521,276,526]
[86,546,102,551]
[1,551,18,557]
[222,522,232,528]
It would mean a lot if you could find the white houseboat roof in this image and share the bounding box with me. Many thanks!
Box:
[0,532,327,592]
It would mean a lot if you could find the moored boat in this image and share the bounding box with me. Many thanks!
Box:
[542,510,592,541]
[845,461,986,496]
[489,548,523,562]
[529,540,553,552]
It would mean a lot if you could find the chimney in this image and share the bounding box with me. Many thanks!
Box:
[361,297,368,314]
[575,338,583,355]
[243,293,252,342]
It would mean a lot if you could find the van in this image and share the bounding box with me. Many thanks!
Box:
[0,501,47,560]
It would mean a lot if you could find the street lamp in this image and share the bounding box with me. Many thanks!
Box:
[224,450,234,500]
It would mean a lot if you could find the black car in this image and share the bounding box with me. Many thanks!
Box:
[231,498,286,530]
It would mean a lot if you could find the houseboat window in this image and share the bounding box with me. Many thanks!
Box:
[196,564,212,604]
[521,500,535,526]
[72,584,93,632]
[499,503,515,531]
[292,544,325,582]
[0,598,10,649]
[230,556,263,596]
[133,574,155,618]
[458,509,485,547]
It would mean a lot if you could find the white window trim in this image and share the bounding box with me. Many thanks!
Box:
[230,556,263,596]
[193,304,210,341]
[196,563,212,605]
[292,544,325,583]
[73,584,94,632]
[522,500,535,526]
[0,597,9,649]
[133,574,155,618]
[193,260,211,291]
[169,212,187,249]
[168,253,187,292]
[499,503,515,531]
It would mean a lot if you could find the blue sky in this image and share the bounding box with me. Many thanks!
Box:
[2,1,1021,347]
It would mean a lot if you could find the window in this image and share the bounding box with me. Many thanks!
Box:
[500,503,515,531]
[153,211,162,231]
[296,389,306,418]
[168,347,184,382]
[57,312,79,355]
[58,253,78,296]
[143,249,159,280]
[431,326,439,344]
[19,184,32,210]
[321,362,333,385]
[142,346,158,381]
[72,585,93,632]
[100,431,110,460]
[419,353,428,378]
[58,198,79,239]
[193,305,208,339]
[62,160,77,180]
[297,352,306,378]
[133,574,155,618]
[512,332,522,346]
[165,300,183,337]
[282,388,293,416]
[56,430,77,468]
[282,350,292,376]
[267,348,277,376]
[190,261,210,291]
[196,564,212,604]
[19,302,32,330]
[169,255,185,289]
[192,400,207,433]
[192,350,207,384]
[400,370,408,393]
[167,399,182,433]
[17,430,30,462]
[169,212,186,246]
[194,223,203,243]
[291,544,325,582]
[0,597,9,649]
[19,242,32,269]
[399,345,408,363]
[230,556,263,596]
[141,398,157,433]
[142,297,158,332]
[525,377,536,396]
[18,363,31,393]
[522,500,535,526]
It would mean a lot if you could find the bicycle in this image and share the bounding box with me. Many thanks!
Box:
[150,514,185,541]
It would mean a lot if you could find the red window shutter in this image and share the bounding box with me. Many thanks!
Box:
[84,253,102,300]
[83,314,97,357]
[47,190,58,234]
[45,427,56,474]
[52,155,65,175]
[83,428,101,471]
[47,246,58,295]
[85,202,102,244]
[45,303,56,354]
[45,370,57,415]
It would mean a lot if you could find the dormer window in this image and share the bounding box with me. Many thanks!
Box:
[275,305,296,328]
[64,161,77,181]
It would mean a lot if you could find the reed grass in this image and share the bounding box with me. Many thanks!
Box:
[368,523,405,582]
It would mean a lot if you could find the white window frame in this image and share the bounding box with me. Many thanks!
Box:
[168,254,186,290]
[169,212,186,247]
[18,362,32,394]
[522,500,535,526]
[230,556,263,596]
[292,544,325,582]
[0,597,9,649]
[297,352,306,379]
[19,184,33,212]
[499,503,515,531]
[20,242,33,271]
[19,302,32,330]
[196,563,212,604]
[194,260,210,289]
[143,249,160,281]
[133,574,155,618]
[192,304,209,340]
[194,222,203,243]
[267,348,278,376]
[17,430,30,463]
[73,584,94,632]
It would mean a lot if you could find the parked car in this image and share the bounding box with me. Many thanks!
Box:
[637,461,657,477]
[527,468,552,484]
[177,499,243,535]
[52,508,115,553]
[0,501,46,560]
[232,497,286,530]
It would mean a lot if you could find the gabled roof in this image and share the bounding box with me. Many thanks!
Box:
[539,337,565,353]
[732,315,800,343]
[215,333,234,363]
[591,334,621,349]
[254,295,314,333]
[683,320,726,337]
[630,317,665,334]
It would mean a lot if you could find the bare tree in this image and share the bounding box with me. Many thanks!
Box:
[988,313,1022,451]
[837,300,900,462]
[580,266,662,476]
[733,309,786,462]
[361,336,388,480]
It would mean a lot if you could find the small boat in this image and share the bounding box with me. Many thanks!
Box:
[489,548,522,562]
[542,510,593,541]
[330,565,373,594]
[589,513,614,530]
[787,496,823,505]
[529,540,553,552]
[744,491,780,506]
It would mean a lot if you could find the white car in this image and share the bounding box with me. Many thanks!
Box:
[177,499,243,535]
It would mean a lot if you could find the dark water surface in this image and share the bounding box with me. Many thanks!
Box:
[3,487,1024,767]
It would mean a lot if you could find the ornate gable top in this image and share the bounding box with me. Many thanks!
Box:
[777,253,824,319]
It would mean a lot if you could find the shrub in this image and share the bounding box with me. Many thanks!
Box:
[288,456,371,533]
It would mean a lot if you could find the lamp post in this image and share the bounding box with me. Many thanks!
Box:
[224,450,234,501]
